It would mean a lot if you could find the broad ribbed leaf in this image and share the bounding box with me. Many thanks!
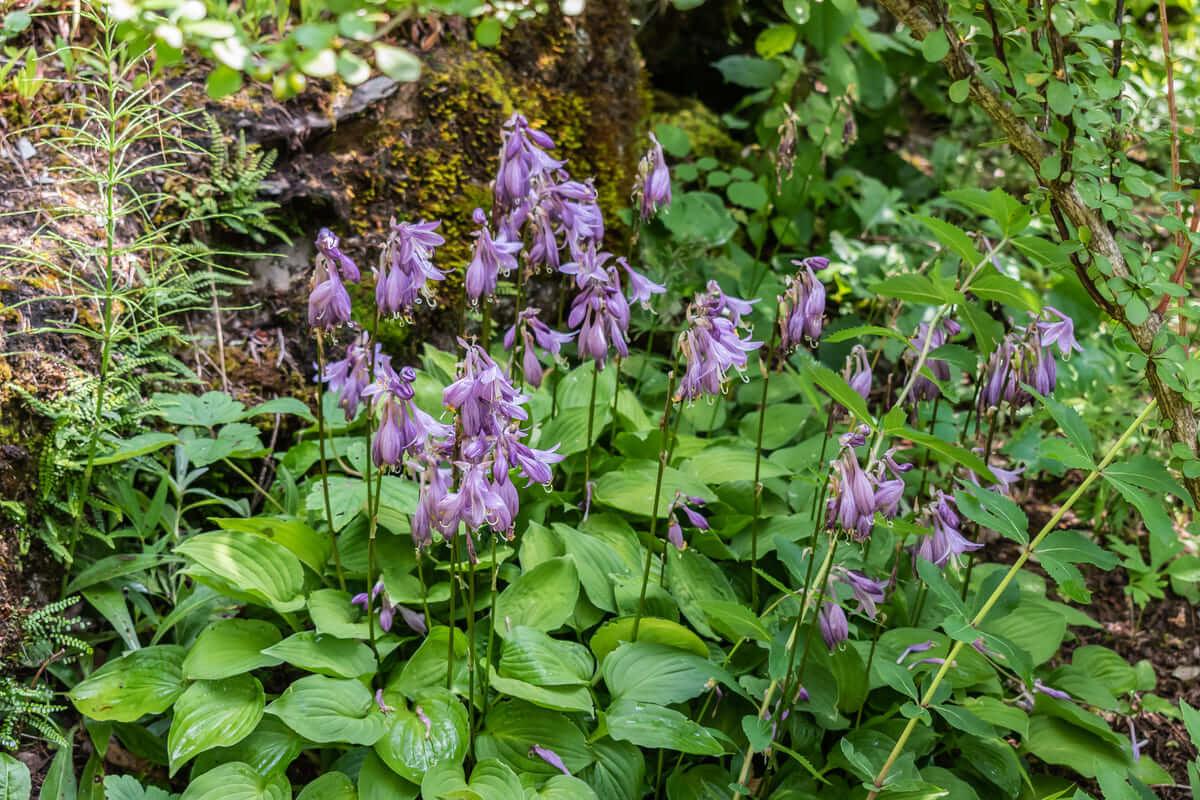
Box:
[179,762,289,800]
[177,532,304,613]
[183,619,282,680]
[373,689,468,784]
[168,675,264,775]
[70,646,185,723]
[266,675,387,745]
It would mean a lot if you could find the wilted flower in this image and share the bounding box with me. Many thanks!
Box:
[896,640,936,664]
[1033,679,1071,701]
[906,317,961,403]
[779,257,828,349]
[676,282,763,401]
[832,567,888,619]
[503,307,574,388]
[465,208,522,303]
[912,490,982,568]
[665,493,708,550]
[376,219,446,316]
[319,332,388,420]
[636,133,671,220]
[529,744,571,776]
[819,601,849,650]
[351,581,426,636]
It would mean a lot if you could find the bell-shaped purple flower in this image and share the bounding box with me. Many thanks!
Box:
[819,602,849,650]
[1037,306,1082,357]
[912,490,982,567]
[779,257,828,349]
[352,581,426,636]
[494,113,563,213]
[412,459,452,549]
[565,248,631,368]
[503,307,574,388]
[438,461,513,535]
[637,133,671,220]
[308,267,352,329]
[834,567,888,619]
[844,344,872,403]
[443,341,529,438]
[827,446,877,540]
[529,744,571,776]
[318,332,387,420]
[676,282,763,402]
[465,208,522,303]
[315,228,361,283]
[619,257,666,309]
[907,317,961,403]
[376,219,446,317]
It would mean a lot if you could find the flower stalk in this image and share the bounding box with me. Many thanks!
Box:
[314,331,347,590]
[632,371,676,641]
[865,399,1157,798]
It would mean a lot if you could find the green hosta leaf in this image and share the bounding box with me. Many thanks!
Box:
[589,617,708,661]
[954,484,1028,544]
[665,548,737,639]
[592,462,714,517]
[67,553,174,595]
[552,523,630,613]
[601,642,726,705]
[460,759,522,800]
[983,600,1067,667]
[486,667,594,714]
[70,646,185,723]
[358,752,418,800]
[969,270,1041,313]
[476,702,593,776]
[374,689,468,785]
[695,600,769,642]
[39,739,74,800]
[1022,715,1130,779]
[191,716,304,778]
[494,557,579,639]
[296,773,355,800]
[308,589,371,639]
[168,675,264,775]
[183,619,283,680]
[958,736,1022,797]
[179,762,290,800]
[605,700,726,756]
[262,632,376,679]
[177,532,305,613]
[212,517,331,574]
[388,626,470,700]
[266,675,387,745]
[680,446,788,484]
[499,626,593,687]
[582,738,644,800]
[531,776,599,800]
[0,753,31,800]
[931,704,995,738]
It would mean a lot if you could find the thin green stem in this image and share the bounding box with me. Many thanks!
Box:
[447,536,459,692]
[582,363,601,493]
[482,536,499,724]
[466,549,477,748]
[865,399,1157,798]
[633,371,676,642]
[416,550,432,632]
[221,458,285,514]
[315,333,347,590]
[751,321,781,610]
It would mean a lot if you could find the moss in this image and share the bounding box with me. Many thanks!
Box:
[650,97,740,161]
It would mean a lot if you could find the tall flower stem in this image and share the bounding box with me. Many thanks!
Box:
[363,311,383,663]
[482,536,499,724]
[447,535,459,692]
[632,371,676,641]
[416,550,432,631]
[466,546,477,745]
[865,399,1157,799]
[314,332,347,590]
[750,321,781,610]
[582,362,601,492]
[607,357,623,449]
[730,528,839,800]
[915,395,941,501]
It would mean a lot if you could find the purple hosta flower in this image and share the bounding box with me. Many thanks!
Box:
[665,493,708,550]
[494,113,563,213]
[1037,306,1082,357]
[351,581,426,636]
[364,366,432,468]
[845,345,872,402]
[443,341,529,437]
[315,228,361,283]
[977,336,1023,413]
[675,283,763,402]
[896,640,936,664]
[318,332,387,420]
[308,267,352,329]
[871,448,912,520]
[503,307,574,388]
[832,567,888,619]
[550,179,605,262]
[437,461,514,538]
[907,657,947,670]
[827,446,877,540]
[906,317,961,403]
[1033,679,1071,701]
[374,688,394,714]
[416,705,433,739]
[465,208,522,303]
[779,257,828,349]
[376,219,446,316]
[498,430,565,487]
[1025,330,1057,397]
[411,460,452,550]
[912,490,982,568]
[565,248,631,367]
[636,133,671,220]
[529,744,571,776]
[619,257,666,309]
[819,601,849,650]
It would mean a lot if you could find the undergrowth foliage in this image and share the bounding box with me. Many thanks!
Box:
[5,100,1189,800]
